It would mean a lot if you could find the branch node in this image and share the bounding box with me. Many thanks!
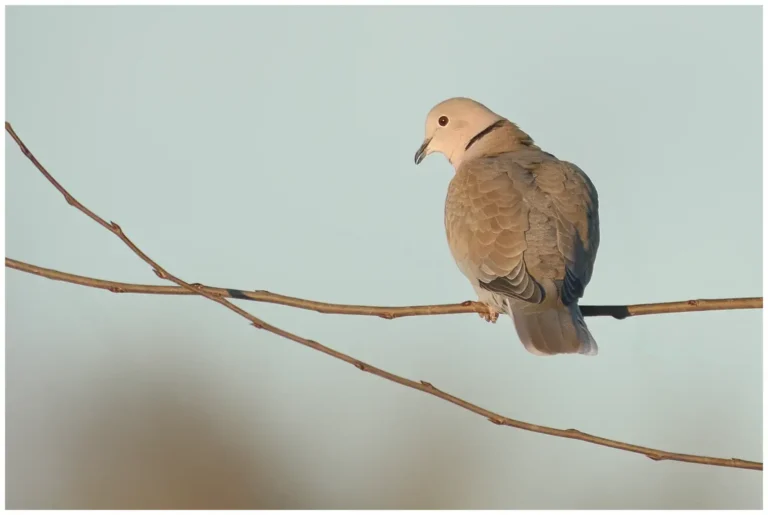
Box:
[354,362,367,371]
[251,321,265,330]
[378,313,395,320]
[420,380,435,389]
[488,417,505,425]
[17,142,32,158]
[107,286,126,294]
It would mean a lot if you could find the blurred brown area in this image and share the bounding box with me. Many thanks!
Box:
[62,388,292,509]
[6,340,477,509]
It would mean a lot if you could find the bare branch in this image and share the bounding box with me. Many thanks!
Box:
[5,122,762,472]
[5,258,762,320]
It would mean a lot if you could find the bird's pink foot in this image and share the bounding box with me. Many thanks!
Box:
[479,305,500,323]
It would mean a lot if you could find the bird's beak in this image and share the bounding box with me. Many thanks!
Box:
[414,137,432,165]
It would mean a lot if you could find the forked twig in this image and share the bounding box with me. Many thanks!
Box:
[5,122,761,471]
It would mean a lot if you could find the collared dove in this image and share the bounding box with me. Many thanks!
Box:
[415,97,600,356]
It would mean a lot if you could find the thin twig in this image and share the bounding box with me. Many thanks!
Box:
[5,122,761,472]
[5,258,762,320]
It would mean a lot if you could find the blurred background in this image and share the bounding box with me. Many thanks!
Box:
[6,5,762,509]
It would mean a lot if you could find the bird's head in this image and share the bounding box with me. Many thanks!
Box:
[414,97,505,168]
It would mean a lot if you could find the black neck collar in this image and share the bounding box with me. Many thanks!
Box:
[464,120,506,151]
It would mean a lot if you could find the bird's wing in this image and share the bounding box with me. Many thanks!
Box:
[533,159,600,305]
[446,157,544,304]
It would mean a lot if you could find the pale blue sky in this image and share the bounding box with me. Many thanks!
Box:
[6,6,762,509]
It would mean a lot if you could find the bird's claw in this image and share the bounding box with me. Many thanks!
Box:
[479,306,500,323]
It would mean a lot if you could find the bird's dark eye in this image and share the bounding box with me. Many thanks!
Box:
[438,116,449,127]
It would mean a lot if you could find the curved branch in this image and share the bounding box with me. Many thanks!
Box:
[5,258,762,320]
[5,122,762,472]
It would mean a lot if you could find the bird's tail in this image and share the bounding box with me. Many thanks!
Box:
[506,300,598,356]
